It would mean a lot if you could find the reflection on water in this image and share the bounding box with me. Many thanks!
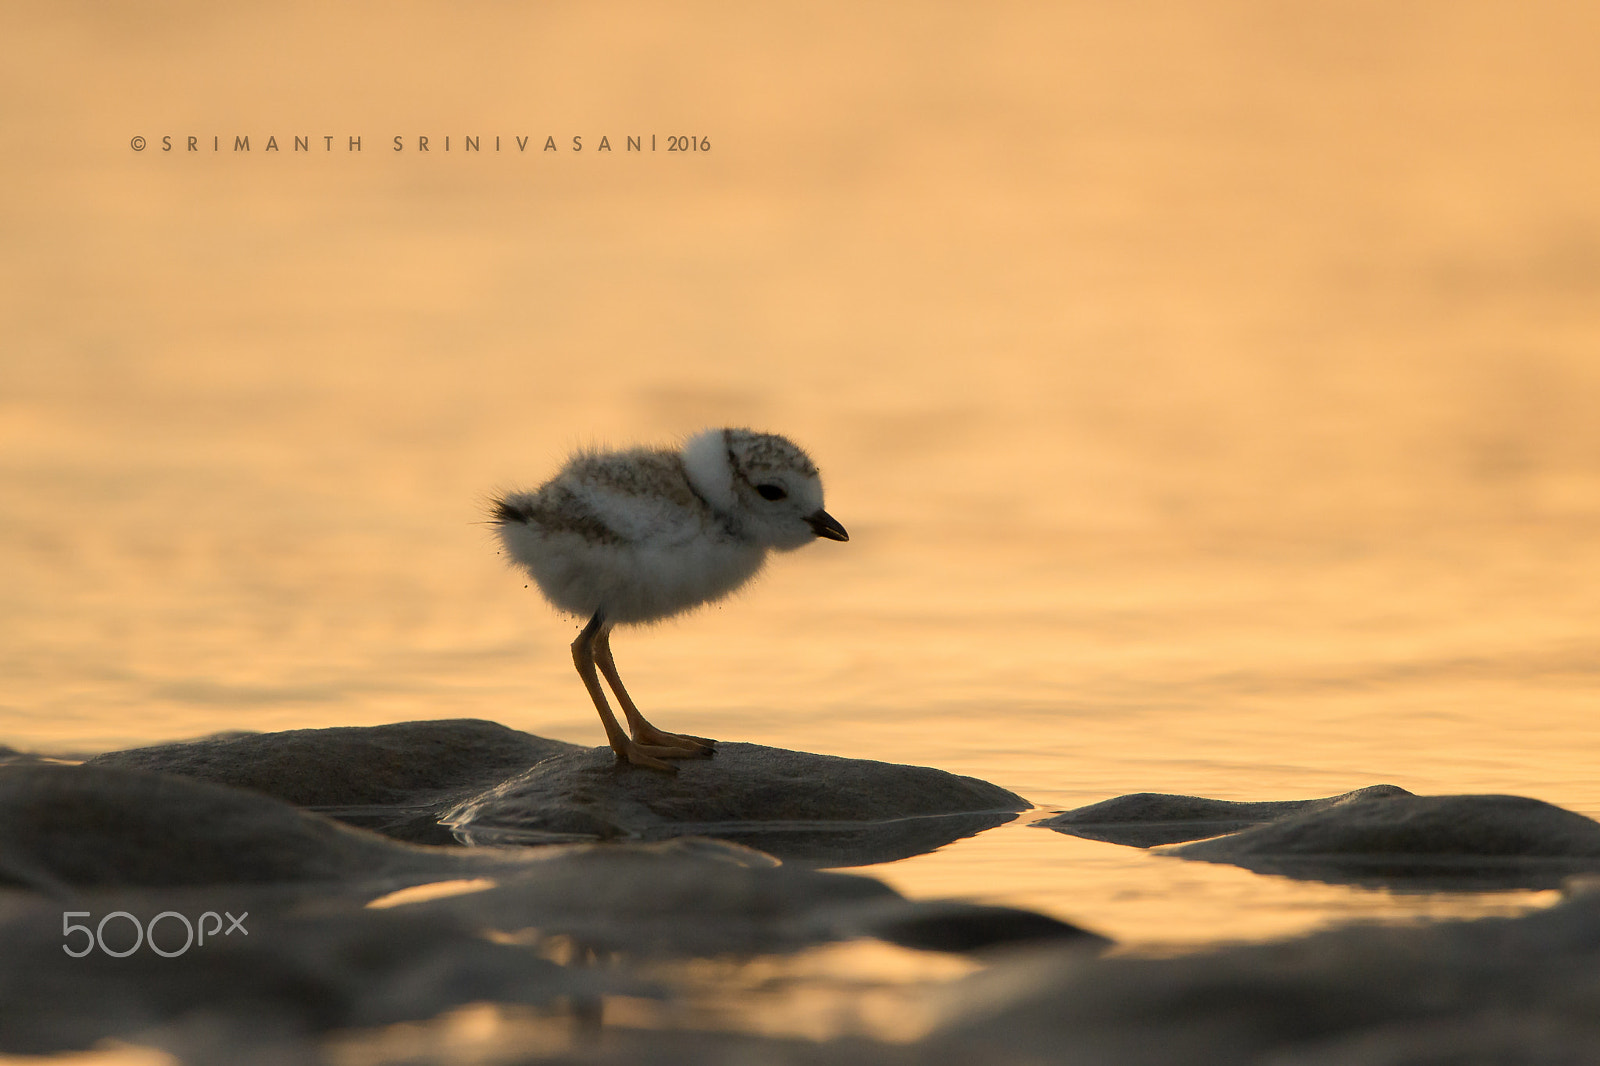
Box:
[4,1,1600,952]
[872,815,1562,950]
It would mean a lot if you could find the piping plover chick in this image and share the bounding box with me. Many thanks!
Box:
[492,427,849,771]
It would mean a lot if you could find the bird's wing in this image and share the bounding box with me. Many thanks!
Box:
[556,450,715,548]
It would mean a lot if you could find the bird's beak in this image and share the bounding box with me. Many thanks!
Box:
[806,509,849,542]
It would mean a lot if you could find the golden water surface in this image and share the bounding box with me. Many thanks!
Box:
[4,2,1600,949]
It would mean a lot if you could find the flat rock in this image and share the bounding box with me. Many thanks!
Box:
[88,719,581,844]
[1038,785,1412,847]
[1168,792,1600,889]
[444,741,1029,866]
[82,722,1028,861]
[0,762,484,891]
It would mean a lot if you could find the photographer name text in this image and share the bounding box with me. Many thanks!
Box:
[129,133,711,154]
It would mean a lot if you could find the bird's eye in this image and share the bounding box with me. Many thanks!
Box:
[756,483,787,501]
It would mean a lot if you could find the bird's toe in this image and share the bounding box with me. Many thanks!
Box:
[615,744,678,772]
[635,728,716,752]
[627,726,716,752]
[634,741,713,760]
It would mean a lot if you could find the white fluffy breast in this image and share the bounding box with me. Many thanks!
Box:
[502,521,766,624]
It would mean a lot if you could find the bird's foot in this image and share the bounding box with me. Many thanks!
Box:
[631,726,716,756]
[612,740,679,773]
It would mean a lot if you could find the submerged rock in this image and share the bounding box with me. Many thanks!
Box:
[1038,785,1412,847]
[1169,792,1600,889]
[402,837,896,957]
[431,836,1108,961]
[929,881,1600,1065]
[394,836,1109,959]
[444,741,1029,866]
[844,899,1111,955]
[88,719,581,844]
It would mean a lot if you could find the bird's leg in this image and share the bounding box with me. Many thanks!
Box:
[593,624,716,755]
[572,613,675,772]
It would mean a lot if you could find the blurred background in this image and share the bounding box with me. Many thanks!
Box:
[4,2,1599,943]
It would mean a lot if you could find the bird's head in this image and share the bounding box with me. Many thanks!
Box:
[683,427,848,551]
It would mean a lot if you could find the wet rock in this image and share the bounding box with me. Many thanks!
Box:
[444,742,1029,866]
[503,1028,936,1066]
[0,888,623,1057]
[88,719,581,844]
[930,883,1600,1066]
[0,754,1076,962]
[0,830,1095,1056]
[1265,1015,1600,1066]
[396,836,1104,960]
[1038,785,1412,847]
[82,722,1026,860]
[1168,793,1600,889]
[404,837,896,957]
[848,900,1111,955]
[0,762,484,891]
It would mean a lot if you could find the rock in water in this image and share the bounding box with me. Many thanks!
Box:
[0,763,478,890]
[929,884,1600,1065]
[445,742,1029,866]
[849,900,1112,955]
[88,720,583,843]
[0,891,618,1057]
[402,837,906,958]
[1168,792,1600,889]
[1039,785,1412,847]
